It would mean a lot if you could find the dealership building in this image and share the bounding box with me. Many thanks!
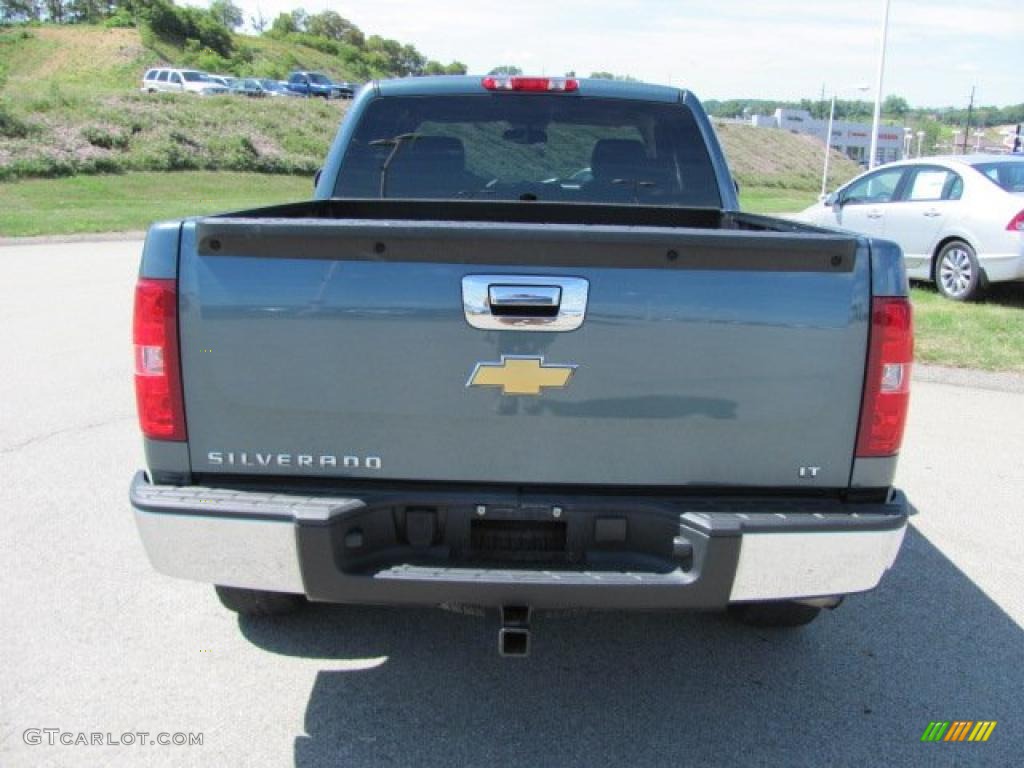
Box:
[750,108,906,165]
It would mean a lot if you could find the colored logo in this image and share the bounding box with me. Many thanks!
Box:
[467,356,576,396]
[921,721,997,742]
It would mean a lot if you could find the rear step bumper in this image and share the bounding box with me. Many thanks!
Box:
[130,471,908,610]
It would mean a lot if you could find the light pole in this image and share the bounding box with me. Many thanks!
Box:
[820,94,837,197]
[916,130,925,158]
[868,0,892,169]
[821,85,870,198]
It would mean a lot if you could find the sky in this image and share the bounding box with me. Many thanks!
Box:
[203,0,1023,107]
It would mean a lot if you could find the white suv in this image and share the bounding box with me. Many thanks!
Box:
[141,69,228,96]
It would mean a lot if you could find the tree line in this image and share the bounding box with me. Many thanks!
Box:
[705,96,1024,129]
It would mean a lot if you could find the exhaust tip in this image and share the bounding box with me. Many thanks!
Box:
[499,628,530,657]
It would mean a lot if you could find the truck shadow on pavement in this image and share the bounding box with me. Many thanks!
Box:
[239,525,1023,768]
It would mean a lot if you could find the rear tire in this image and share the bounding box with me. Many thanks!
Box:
[215,585,305,617]
[935,240,984,301]
[730,601,823,628]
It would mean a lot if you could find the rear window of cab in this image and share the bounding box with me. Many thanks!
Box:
[334,93,721,207]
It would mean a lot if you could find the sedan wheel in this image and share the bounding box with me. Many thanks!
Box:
[935,241,982,301]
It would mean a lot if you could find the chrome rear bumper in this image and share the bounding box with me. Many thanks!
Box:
[131,472,908,608]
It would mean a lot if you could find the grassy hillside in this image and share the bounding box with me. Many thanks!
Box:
[715,122,862,193]
[0,26,149,94]
[0,87,344,180]
[1,25,860,197]
[0,25,346,180]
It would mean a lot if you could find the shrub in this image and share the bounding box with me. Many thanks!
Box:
[0,155,77,181]
[169,130,200,149]
[82,157,126,175]
[224,135,258,170]
[0,103,33,138]
[140,0,234,58]
[104,11,136,29]
[147,140,201,171]
[180,44,232,74]
[82,126,131,150]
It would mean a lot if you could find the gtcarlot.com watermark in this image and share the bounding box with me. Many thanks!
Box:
[23,729,203,747]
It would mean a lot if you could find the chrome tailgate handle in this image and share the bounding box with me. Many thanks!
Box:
[463,275,589,332]
[488,285,562,315]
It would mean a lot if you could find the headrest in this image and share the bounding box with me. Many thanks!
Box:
[386,135,467,197]
[590,139,648,179]
[398,136,466,172]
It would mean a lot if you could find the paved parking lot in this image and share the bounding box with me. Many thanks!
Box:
[1,240,1021,767]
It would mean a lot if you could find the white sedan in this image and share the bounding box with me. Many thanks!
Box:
[795,154,1024,300]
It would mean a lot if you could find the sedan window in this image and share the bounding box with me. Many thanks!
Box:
[975,162,1024,193]
[842,168,905,205]
[944,174,964,200]
[903,168,961,202]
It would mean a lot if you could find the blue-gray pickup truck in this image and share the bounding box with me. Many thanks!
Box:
[130,75,912,654]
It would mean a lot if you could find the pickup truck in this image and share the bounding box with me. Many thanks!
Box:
[130,75,912,655]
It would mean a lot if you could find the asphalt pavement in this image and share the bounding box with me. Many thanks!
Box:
[1,239,1021,767]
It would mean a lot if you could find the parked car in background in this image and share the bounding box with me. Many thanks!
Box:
[141,69,228,96]
[229,78,267,98]
[209,75,237,89]
[795,155,1024,300]
[286,71,348,99]
[259,79,303,98]
[331,80,356,99]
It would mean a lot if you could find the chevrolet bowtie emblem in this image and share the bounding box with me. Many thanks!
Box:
[467,356,576,396]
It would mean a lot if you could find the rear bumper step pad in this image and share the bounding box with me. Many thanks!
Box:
[130,471,908,609]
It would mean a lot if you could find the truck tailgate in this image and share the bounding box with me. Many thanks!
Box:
[178,215,868,488]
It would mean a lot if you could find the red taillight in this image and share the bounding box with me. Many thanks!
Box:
[856,297,913,457]
[481,76,579,92]
[1007,209,1024,232]
[133,278,186,441]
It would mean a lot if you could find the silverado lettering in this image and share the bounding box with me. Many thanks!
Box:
[207,452,382,470]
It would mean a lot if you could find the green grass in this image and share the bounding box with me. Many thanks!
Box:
[911,285,1024,373]
[0,172,312,237]
[739,187,817,214]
